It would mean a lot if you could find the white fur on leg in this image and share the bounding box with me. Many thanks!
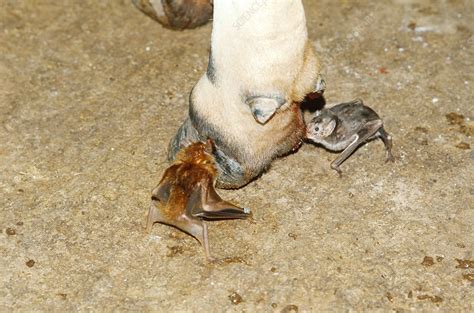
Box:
[187,0,322,178]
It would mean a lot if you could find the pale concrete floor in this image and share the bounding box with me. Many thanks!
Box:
[0,0,473,311]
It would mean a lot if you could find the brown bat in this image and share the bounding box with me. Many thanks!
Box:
[146,140,251,260]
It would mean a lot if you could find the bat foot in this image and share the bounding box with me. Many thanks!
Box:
[132,0,212,30]
[385,153,395,163]
[331,164,343,177]
[206,257,237,265]
[146,202,162,233]
[206,256,218,264]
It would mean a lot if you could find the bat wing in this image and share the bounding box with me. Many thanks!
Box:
[188,180,251,220]
[151,165,178,204]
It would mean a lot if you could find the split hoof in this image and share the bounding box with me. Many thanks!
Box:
[132,0,213,30]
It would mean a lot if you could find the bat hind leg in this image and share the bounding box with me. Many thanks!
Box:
[330,134,359,176]
[183,220,214,262]
[330,162,343,177]
[201,221,214,262]
[330,119,383,175]
[377,128,394,162]
[146,202,164,233]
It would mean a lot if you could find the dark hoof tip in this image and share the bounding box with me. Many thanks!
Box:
[132,0,213,30]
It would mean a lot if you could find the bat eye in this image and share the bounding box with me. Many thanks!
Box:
[314,126,319,132]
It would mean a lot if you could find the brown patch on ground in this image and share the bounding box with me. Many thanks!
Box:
[462,273,474,282]
[421,256,434,266]
[417,294,443,304]
[228,291,243,305]
[219,256,250,266]
[166,245,185,257]
[281,304,299,313]
[5,228,16,236]
[455,259,474,269]
[25,259,35,267]
[445,112,465,125]
[455,142,470,149]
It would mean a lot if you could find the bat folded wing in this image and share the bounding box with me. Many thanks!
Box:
[194,206,251,219]
[189,183,251,220]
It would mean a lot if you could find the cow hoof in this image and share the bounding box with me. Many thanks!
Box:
[132,0,213,30]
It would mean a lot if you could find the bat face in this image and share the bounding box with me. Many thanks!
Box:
[307,112,337,142]
[147,141,251,260]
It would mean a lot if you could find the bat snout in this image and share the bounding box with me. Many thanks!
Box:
[306,125,320,140]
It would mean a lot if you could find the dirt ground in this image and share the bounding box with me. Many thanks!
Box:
[1,0,473,311]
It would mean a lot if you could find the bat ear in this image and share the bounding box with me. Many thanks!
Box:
[352,98,364,105]
[323,119,337,137]
[204,138,215,154]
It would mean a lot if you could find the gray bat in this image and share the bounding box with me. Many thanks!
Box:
[306,99,394,175]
